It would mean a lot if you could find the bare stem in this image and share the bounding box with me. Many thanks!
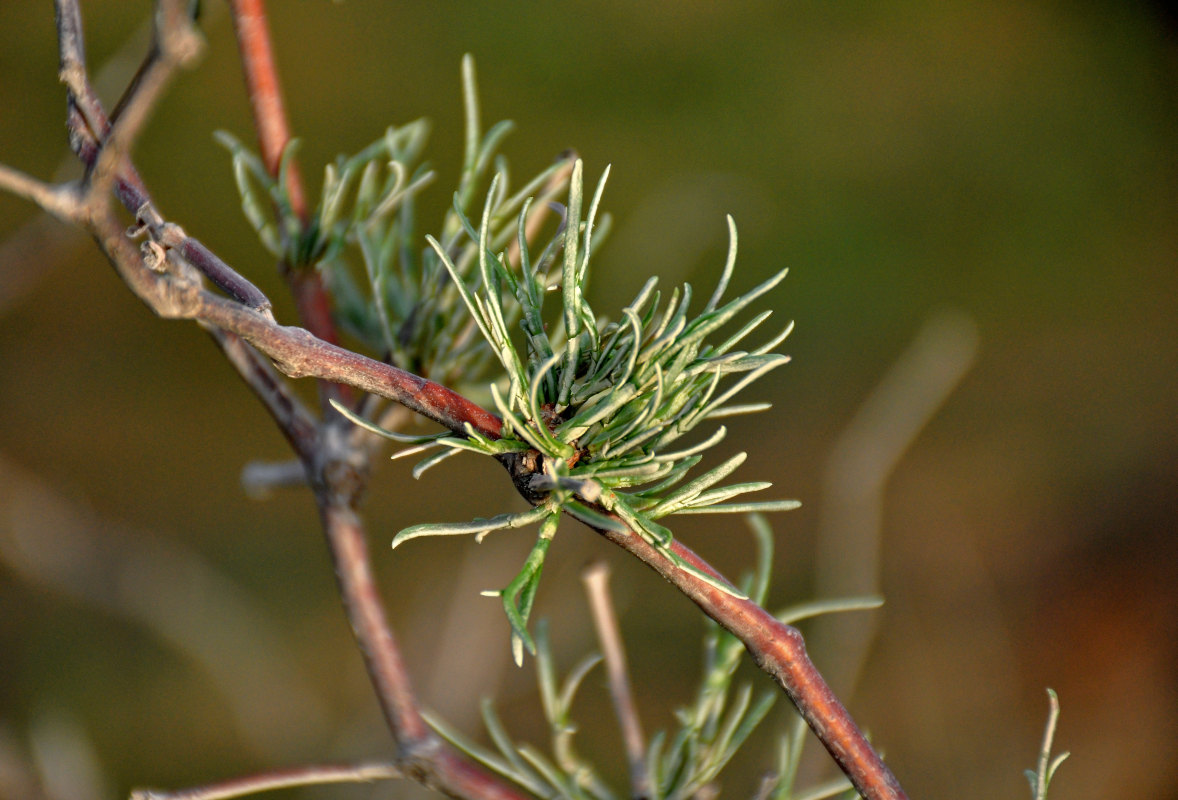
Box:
[320,502,429,743]
[581,562,649,800]
[0,163,80,221]
[319,501,534,800]
[227,0,307,221]
[90,0,202,203]
[592,523,908,800]
[130,761,402,800]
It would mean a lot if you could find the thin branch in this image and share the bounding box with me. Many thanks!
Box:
[319,503,533,800]
[813,310,977,698]
[227,0,307,221]
[54,2,271,314]
[192,291,503,437]
[320,503,429,743]
[240,459,307,496]
[0,164,80,222]
[89,0,203,203]
[591,522,908,800]
[130,761,402,800]
[581,562,649,800]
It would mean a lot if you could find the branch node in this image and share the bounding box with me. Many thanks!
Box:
[142,239,168,272]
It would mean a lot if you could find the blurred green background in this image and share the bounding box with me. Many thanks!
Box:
[2,1,1177,799]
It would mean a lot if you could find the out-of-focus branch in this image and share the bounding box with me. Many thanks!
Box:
[130,761,402,800]
[812,311,978,697]
[227,0,307,221]
[87,0,202,203]
[582,563,650,800]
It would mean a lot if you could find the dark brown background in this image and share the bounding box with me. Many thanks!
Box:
[2,2,1176,799]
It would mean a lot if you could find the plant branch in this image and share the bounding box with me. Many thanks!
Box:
[320,496,536,800]
[55,0,272,314]
[228,0,307,221]
[581,562,649,800]
[319,502,427,741]
[79,187,902,797]
[130,761,402,800]
[589,521,907,800]
[0,164,80,221]
[89,0,202,203]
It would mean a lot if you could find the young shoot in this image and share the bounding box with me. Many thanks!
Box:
[336,158,799,663]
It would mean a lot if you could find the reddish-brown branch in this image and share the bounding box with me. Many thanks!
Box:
[582,563,649,800]
[227,0,307,221]
[320,502,430,743]
[318,502,532,800]
[194,293,503,438]
[79,194,905,798]
[597,526,907,800]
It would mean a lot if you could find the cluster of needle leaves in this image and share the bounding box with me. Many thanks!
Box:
[336,155,798,662]
[221,54,797,664]
[426,519,875,800]
[218,55,572,392]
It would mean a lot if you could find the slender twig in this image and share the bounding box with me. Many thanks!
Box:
[320,501,532,800]
[89,0,202,204]
[240,459,307,496]
[591,522,907,800]
[0,164,80,221]
[193,291,503,437]
[320,503,428,742]
[129,761,402,800]
[227,0,306,221]
[813,311,977,697]
[55,1,271,314]
[581,562,649,800]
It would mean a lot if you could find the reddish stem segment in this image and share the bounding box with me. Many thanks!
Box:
[600,527,909,800]
[228,0,307,221]
[320,503,531,800]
